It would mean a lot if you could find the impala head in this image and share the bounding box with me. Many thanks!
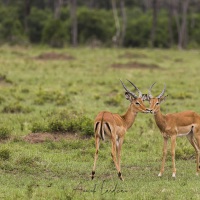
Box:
[147,82,168,114]
[120,80,148,113]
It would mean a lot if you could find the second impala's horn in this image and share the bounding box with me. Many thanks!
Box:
[148,82,156,98]
[157,84,166,98]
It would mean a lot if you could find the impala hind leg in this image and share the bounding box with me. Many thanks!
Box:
[91,135,100,180]
[187,131,200,176]
[158,137,168,177]
[116,137,124,181]
[196,133,200,175]
[111,138,123,181]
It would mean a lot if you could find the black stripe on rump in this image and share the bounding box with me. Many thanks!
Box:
[105,122,111,133]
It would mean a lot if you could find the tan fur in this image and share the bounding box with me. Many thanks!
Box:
[149,97,200,177]
[91,97,148,181]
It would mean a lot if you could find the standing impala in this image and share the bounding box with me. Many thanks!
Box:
[147,83,200,178]
[91,80,148,181]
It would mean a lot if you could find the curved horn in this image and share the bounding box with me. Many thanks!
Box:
[120,79,137,98]
[157,84,166,98]
[148,82,156,98]
[126,79,143,98]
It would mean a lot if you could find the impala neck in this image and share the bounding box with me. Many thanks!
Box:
[122,105,137,130]
[154,109,166,132]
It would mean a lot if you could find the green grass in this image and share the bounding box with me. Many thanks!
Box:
[0,45,200,199]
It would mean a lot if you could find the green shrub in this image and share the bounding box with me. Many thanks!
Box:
[77,7,114,45]
[16,156,40,167]
[0,5,26,44]
[31,121,49,133]
[2,103,32,113]
[0,127,11,140]
[42,19,69,48]
[0,73,12,84]
[79,116,93,136]
[27,7,51,43]
[48,118,66,132]
[125,9,151,47]
[188,13,200,46]
[34,89,68,105]
[30,111,93,137]
[0,148,10,160]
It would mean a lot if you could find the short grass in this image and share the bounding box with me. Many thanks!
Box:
[0,45,200,199]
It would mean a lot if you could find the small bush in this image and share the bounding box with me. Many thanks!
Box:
[2,103,32,113]
[78,116,93,136]
[48,118,66,132]
[0,148,10,160]
[16,156,40,167]
[0,127,11,140]
[31,121,49,133]
[30,111,93,137]
[34,89,68,105]
[0,73,12,84]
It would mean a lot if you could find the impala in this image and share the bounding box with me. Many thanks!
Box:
[147,83,200,177]
[91,80,148,181]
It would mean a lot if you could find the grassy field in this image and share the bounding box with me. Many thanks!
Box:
[0,45,200,199]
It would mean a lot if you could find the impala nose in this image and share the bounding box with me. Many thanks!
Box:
[146,108,153,113]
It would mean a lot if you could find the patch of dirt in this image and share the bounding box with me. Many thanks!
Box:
[118,52,148,59]
[23,132,79,143]
[35,52,75,60]
[111,61,160,70]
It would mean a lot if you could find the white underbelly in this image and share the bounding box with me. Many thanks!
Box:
[176,125,194,137]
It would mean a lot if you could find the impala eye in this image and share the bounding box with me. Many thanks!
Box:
[135,102,140,105]
[156,102,160,105]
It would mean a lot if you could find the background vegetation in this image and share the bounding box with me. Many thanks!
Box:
[0,45,200,199]
[0,0,200,49]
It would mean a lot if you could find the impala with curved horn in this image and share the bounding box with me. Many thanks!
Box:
[147,83,200,177]
[91,80,149,181]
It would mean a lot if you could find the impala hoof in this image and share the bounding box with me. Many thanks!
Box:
[91,171,95,180]
[118,172,124,181]
[158,172,162,177]
[172,172,176,178]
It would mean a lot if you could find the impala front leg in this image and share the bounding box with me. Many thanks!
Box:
[158,137,168,177]
[171,135,177,178]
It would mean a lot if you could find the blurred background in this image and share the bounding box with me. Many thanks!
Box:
[0,0,199,49]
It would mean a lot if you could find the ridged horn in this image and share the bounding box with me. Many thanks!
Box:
[157,84,166,98]
[126,79,143,98]
[148,82,156,98]
[120,79,138,98]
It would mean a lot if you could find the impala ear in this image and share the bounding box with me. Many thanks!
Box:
[125,92,135,102]
[141,94,150,101]
[160,95,168,103]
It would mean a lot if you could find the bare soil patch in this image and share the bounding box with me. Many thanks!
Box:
[35,52,75,60]
[111,61,160,70]
[23,132,79,143]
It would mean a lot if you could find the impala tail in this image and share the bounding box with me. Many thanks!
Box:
[95,121,105,140]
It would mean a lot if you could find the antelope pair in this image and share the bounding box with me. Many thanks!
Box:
[91,81,200,180]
